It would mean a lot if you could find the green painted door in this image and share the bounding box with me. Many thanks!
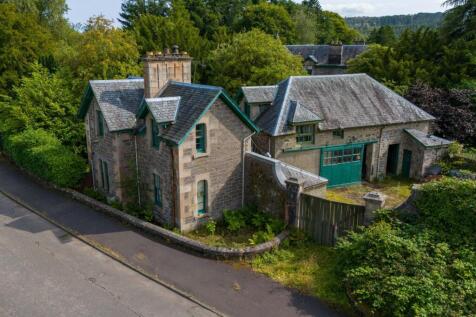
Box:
[402,150,412,178]
[320,145,363,187]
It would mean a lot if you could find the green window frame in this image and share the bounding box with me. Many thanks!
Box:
[296,125,314,144]
[99,159,110,192]
[333,129,344,138]
[322,147,361,166]
[153,174,162,207]
[151,118,160,149]
[197,180,207,215]
[195,123,206,153]
[97,110,104,137]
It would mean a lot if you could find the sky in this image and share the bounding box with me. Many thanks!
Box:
[66,0,445,26]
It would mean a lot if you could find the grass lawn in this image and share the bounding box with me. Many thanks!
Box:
[184,224,258,248]
[246,239,353,314]
[326,177,414,208]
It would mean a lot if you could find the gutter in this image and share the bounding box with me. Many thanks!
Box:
[134,135,141,206]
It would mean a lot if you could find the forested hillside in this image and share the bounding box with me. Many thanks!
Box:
[346,12,444,36]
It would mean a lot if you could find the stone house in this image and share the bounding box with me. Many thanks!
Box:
[286,44,367,75]
[78,48,258,231]
[238,74,452,187]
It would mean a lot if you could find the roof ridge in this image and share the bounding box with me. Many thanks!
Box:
[273,77,293,136]
[89,79,144,84]
[289,73,367,80]
[169,81,222,91]
[145,96,181,101]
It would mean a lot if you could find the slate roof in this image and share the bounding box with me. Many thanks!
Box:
[405,129,453,148]
[286,45,367,65]
[143,97,181,123]
[255,74,435,136]
[288,101,322,124]
[157,82,225,144]
[89,79,144,132]
[241,86,278,104]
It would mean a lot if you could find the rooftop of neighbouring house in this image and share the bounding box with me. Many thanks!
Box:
[253,74,435,136]
[286,44,367,65]
[240,85,278,104]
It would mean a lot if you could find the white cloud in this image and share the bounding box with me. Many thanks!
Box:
[324,3,377,17]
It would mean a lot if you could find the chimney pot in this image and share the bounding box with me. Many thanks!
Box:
[164,47,171,55]
[172,45,179,55]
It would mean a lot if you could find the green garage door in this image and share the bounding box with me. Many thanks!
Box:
[320,145,363,187]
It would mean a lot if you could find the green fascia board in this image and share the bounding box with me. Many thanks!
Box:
[176,90,260,146]
[136,99,149,119]
[283,140,377,153]
[77,83,94,119]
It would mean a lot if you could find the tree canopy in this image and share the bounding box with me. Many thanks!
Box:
[207,29,305,93]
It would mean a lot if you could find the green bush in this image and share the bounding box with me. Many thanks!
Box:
[4,129,86,187]
[83,187,107,203]
[205,219,216,235]
[223,209,247,232]
[337,221,476,316]
[416,177,476,247]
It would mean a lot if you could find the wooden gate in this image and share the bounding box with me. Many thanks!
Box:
[297,194,365,246]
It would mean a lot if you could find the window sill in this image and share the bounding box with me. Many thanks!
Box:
[196,213,209,219]
[193,152,209,160]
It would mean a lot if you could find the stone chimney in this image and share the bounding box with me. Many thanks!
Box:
[143,46,192,98]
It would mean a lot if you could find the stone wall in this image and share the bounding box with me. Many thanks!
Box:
[177,99,253,231]
[136,113,176,225]
[85,98,124,200]
[271,121,431,180]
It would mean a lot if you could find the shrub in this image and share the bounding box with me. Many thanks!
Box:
[223,209,247,232]
[4,129,86,187]
[337,221,476,316]
[205,219,216,235]
[416,177,476,247]
[83,187,107,203]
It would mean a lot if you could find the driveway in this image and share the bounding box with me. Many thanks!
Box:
[0,192,214,317]
[0,157,345,317]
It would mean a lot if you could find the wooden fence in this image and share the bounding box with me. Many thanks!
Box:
[297,194,365,246]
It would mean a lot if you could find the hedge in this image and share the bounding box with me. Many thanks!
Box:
[3,129,86,188]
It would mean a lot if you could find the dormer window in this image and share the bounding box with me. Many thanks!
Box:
[296,124,314,145]
[195,123,206,153]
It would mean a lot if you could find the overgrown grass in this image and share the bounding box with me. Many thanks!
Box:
[326,177,413,208]
[248,231,353,314]
[184,224,258,248]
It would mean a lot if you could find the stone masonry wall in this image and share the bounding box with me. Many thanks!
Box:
[136,113,176,225]
[177,99,253,232]
[271,121,431,180]
[85,98,122,200]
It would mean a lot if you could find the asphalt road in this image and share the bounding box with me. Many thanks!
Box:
[0,192,216,317]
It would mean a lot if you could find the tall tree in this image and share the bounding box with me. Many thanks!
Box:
[368,26,397,46]
[133,0,203,57]
[315,11,362,44]
[0,3,54,95]
[207,29,305,93]
[62,16,141,97]
[236,2,297,44]
[119,0,170,28]
[0,63,84,153]
[441,0,476,40]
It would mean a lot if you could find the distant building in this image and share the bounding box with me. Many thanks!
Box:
[286,44,367,75]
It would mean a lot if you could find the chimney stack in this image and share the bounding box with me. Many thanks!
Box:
[143,46,192,98]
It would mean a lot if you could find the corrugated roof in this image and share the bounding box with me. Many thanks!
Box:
[255,74,435,136]
[144,97,180,123]
[286,45,367,65]
[405,129,453,148]
[89,79,144,131]
[241,85,277,104]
